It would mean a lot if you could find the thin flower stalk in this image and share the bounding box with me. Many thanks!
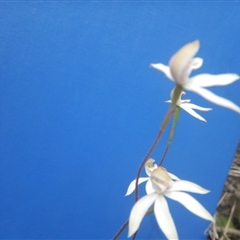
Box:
[134,107,175,202]
[159,106,180,166]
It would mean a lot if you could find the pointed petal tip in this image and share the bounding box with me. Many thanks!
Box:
[186,86,240,114]
[192,40,200,48]
[127,230,133,238]
[150,63,158,68]
[128,193,158,239]
[232,73,240,80]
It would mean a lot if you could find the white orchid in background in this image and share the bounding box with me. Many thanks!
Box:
[127,159,214,240]
[150,40,240,114]
[165,89,212,122]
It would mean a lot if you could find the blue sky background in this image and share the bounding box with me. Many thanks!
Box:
[0,2,240,239]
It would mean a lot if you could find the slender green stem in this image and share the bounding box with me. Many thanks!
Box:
[159,145,170,167]
[134,107,175,202]
[159,106,180,166]
[112,85,183,240]
[112,109,175,240]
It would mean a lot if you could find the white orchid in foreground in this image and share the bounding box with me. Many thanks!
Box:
[127,159,214,240]
[125,158,179,196]
[166,89,212,122]
[150,40,240,114]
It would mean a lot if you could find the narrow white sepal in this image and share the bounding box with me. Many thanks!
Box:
[150,63,174,81]
[185,85,240,114]
[154,195,178,240]
[128,193,158,237]
[164,191,214,222]
[179,104,207,122]
[190,73,240,87]
[168,180,210,194]
[185,103,212,112]
[125,177,149,196]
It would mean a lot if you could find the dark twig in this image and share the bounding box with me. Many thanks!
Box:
[112,219,129,240]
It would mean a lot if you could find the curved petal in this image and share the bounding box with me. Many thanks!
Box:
[145,179,155,194]
[164,191,214,222]
[128,193,158,237]
[169,180,210,194]
[150,63,174,81]
[190,73,240,87]
[179,103,208,122]
[185,85,240,114]
[125,177,149,196]
[191,57,203,70]
[169,40,200,85]
[168,172,180,181]
[145,158,158,176]
[154,195,178,240]
[185,103,212,111]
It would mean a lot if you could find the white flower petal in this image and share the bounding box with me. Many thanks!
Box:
[190,73,240,87]
[154,195,178,240]
[185,103,212,112]
[145,179,155,194]
[191,57,203,70]
[125,177,149,196]
[169,40,200,85]
[165,99,191,104]
[179,103,208,122]
[168,172,180,181]
[164,191,214,222]
[181,99,191,103]
[128,193,158,237]
[169,180,210,194]
[185,85,240,114]
[150,63,174,81]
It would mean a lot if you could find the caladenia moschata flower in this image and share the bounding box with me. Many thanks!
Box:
[127,159,214,240]
[125,158,179,196]
[150,40,240,114]
[165,89,212,122]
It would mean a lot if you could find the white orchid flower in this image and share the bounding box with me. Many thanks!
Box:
[165,90,212,122]
[150,40,240,114]
[125,158,179,196]
[127,159,214,240]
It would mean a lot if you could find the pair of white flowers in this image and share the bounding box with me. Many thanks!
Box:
[157,40,240,122]
[126,159,214,240]
[124,41,240,239]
